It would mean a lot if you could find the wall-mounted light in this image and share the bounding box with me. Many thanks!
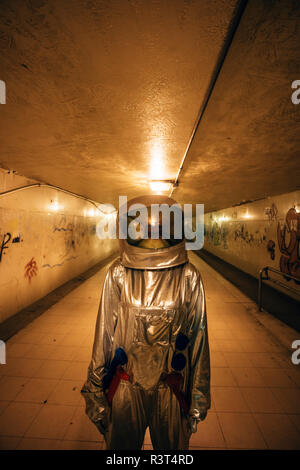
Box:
[49,199,62,211]
[87,208,96,217]
[243,210,252,219]
[219,214,230,222]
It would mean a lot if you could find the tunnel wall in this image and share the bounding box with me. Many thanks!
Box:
[203,190,300,296]
[0,169,118,323]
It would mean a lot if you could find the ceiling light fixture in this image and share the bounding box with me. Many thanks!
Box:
[149,180,177,194]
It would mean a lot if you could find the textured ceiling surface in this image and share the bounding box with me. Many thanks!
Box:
[0,0,299,211]
[174,0,300,210]
[0,0,237,206]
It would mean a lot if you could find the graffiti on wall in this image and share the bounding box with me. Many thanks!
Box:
[24,257,38,283]
[205,222,228,249]
[0,232,11,262]
[267,240,276,260]
[52,215,92,260]
[53,216,75,257]
[53,224,73,233]
[12,235,21,243]
[233,224,267,247]
[205,219,268,251]
[42,255,78,269]
[265,203,278,223]
[0,232,22,262]
[210,222,220,246]
[221,227,228,249]
[277,207,300,282]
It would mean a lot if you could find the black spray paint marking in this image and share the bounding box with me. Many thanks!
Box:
[42,263,64,268]
[12,235,21,243]
[42,256,78,269]
[0,232,11,262]
[53,225,73,232]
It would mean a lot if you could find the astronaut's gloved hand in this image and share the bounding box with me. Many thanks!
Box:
[188,410,208,433]
[96,420,106,435]
[94,403,110,436]
[95,414,108,435]
[188,417,198,433]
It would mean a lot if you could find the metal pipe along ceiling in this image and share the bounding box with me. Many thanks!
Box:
[169,0,249,198]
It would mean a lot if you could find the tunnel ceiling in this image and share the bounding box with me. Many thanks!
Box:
[174,0,300,211]
[0,0,299,211]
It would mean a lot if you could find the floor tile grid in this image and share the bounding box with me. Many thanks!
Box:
[0,255,298,448]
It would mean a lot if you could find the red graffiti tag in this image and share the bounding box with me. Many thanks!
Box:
[24,257,38,282]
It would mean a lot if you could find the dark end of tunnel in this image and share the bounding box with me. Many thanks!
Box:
[196,249,300,333]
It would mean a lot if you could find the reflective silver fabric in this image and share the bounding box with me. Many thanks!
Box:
[120,238,188,270]
[81,195,210,450]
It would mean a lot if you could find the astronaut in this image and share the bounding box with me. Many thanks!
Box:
[81,195,210,450]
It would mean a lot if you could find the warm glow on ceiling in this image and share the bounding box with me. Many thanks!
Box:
[149,180,172,193]
[149,141,165,181]
[148,140,175,193]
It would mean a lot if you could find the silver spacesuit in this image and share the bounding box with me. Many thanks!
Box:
[81,195,210,450]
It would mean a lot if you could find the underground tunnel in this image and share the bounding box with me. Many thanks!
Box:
[0,0,299,455]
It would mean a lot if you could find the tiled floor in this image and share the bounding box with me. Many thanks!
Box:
[0,253,299,450]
